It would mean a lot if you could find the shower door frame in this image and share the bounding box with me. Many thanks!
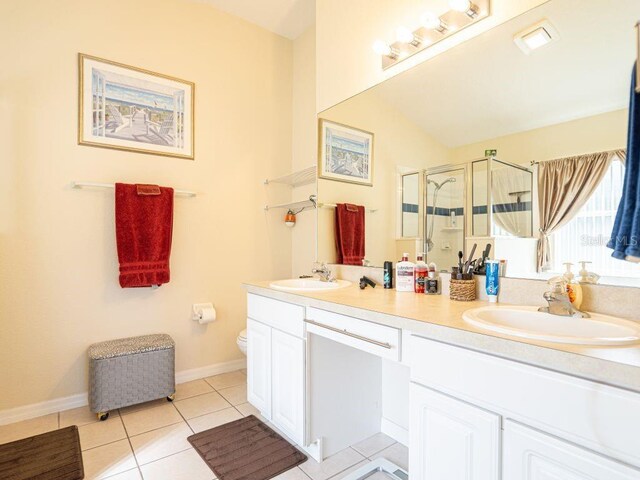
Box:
[471,156,533,238]
[423,163,468,263]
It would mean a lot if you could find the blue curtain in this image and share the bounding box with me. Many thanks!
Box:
[608,64,640,260]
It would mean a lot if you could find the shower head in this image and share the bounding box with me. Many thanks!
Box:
[428,176,457,190]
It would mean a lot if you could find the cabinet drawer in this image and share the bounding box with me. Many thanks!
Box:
[504,421,640,479]
[247,294,304,337]
[306,307,400,361]
[408,335,640,468]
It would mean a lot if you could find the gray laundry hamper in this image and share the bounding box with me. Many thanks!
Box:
[88,334,176,421]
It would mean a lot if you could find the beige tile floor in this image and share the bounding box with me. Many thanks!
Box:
[0,369,408,480]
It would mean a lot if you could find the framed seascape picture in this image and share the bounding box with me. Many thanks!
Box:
[318,119,374,186]
[78,54,194,159]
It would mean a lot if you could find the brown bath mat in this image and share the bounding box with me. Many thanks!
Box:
[188,415,307,480]
[0,425,84,479]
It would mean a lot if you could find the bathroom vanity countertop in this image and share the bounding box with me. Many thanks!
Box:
[243,281,640,393]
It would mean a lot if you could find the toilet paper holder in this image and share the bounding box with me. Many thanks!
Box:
[192,303,216,323]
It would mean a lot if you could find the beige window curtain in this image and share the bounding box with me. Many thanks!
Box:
[614,149,627,165]
[536,150,621,271]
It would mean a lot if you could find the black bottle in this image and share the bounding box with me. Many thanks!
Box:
[383,261,393,289]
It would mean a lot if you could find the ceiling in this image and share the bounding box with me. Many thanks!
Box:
[198,0,315,39]
[369,0,640,147]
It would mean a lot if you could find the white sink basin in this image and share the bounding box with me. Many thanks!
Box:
[269,278,351,292]
[463,306,640,346]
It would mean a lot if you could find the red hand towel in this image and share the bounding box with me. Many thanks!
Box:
[335,203,365,265]
[115,183,174,288]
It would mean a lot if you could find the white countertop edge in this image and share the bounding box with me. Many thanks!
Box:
[243,283,640,394]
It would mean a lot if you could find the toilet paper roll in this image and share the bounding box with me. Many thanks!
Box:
[193,303,216,324]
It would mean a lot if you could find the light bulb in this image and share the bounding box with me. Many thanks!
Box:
[395,26,415,44]
[421,12,447,33]
[372,39,392,56]
[449,0,471,12]
[420,12,441,30]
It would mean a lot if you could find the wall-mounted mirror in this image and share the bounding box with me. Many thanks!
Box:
[317,0,640,286]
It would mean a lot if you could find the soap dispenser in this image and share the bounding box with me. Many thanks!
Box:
[562,262,583,310]
[578,261,600,284]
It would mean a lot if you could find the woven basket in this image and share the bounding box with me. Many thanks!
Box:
[450,278,477,301]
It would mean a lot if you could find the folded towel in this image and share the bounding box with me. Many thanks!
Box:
[335,203,365,265]
[115,183,174,288]
[608,63,640,261]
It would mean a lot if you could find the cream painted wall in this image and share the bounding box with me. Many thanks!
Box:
[0,0,293,410]
[316,0,550,112]
[451,109,628,165]
[318,91,450,266]
[291,27,318,277]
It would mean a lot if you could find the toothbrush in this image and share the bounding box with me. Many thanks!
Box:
[465,243,477,273]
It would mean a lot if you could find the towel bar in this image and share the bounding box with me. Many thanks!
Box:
[71,181,196,197]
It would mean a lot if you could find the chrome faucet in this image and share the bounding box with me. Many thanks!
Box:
[312,262,335,282]
[538,280,590,318]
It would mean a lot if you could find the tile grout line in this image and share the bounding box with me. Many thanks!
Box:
[170,397,195,435]
[118,408,143,475]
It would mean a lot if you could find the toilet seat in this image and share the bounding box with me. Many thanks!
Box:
[238,329,247,341]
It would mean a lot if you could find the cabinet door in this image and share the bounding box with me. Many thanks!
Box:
[409,383,500,480]
[504,421,640,480]
[247,319,272,419]
[271,329,305,445]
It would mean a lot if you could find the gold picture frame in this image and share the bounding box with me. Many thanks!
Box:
[78,53,195,159]
[318,119,374,187]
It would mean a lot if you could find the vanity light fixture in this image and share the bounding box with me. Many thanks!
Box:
[373,0,491,69]
[514,20,559,55]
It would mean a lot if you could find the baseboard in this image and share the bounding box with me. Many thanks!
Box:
[381,417,409,447]
[0,358,247,426]
[175,358,246,384]
[0,393,89,427]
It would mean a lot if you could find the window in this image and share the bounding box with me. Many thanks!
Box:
[550,157,639,279]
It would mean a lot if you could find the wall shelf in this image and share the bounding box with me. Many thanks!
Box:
[264,166,316,188]
[264,195,317,212]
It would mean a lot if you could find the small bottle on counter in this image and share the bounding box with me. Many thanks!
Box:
[395,253,416,292]
[414,253,428,293]
[425,263,441,294]
[383,261,393,289]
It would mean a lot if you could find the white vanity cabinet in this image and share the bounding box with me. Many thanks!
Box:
[408,334,640,479]
[409,384,500,480]
[246,294,305,445]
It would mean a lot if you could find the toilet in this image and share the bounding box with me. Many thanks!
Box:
[236,329,247,355]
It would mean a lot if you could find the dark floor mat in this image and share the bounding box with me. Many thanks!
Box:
[0,425,84,479]
[188,415,307,480]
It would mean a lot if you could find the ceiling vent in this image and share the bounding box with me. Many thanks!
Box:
[514,19,559,54]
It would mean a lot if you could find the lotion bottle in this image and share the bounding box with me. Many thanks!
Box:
[396,253,416,292]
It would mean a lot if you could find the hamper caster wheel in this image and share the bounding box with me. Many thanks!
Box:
[167,393,175,402]
[97,412,109,421]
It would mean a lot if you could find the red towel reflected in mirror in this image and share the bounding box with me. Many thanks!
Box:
[335,203,365,265]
